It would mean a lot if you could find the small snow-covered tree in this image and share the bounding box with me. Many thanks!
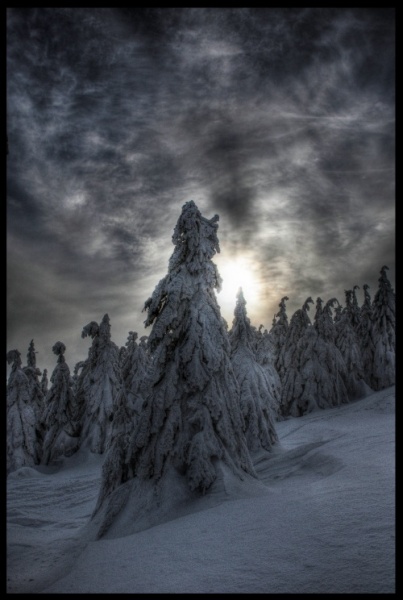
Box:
[7,350,40,473]
[71,361,85,395]
[76,314,122,454]
[254,322,282,416]
[335,290,368,400]
[279,297,314,417]
[41,342,81,465]
[99,333,152,509]
[118,345,127,369]
[92,201,255,536]
[370,266,395,390]
[268,295,289,379]
[105,332,150,454]
[139,335,149,354]
[351,285,362,331]
[333,302,343,324]
[314,296,323,323]
[360,284,372,319]
[256,324,272,365]
[256,324,267,353]
[41,369,49,397]
[121,331,150,413]
[229,288,279,450]
[289,298,350,415]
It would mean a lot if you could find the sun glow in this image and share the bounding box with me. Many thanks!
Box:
[215,255,262,324]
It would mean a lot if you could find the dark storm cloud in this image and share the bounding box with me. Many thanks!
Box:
[7,7,395,372]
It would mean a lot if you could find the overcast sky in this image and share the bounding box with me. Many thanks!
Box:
[7,8,395,375]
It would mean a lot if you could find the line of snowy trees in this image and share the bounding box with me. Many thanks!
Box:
[6,201,395,535]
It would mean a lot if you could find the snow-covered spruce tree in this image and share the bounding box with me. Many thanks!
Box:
[288,297,350,415]
[91,201,256,538]
[120,331,150,413]
[7,350,40,473]
[360,284,372,321]
[335,290,369,400]
[355,284,375,387]
[256,324,272,364]
[268,295,289,379]
[139,335,149,353]
[255,323,273,367]
[254,321,282,412]
[351,285,362,331]
[313,297,332,340]
[24,339,44,406]
[75,314,122,454]
[118,345,127,369]
[23,339,45,450]
[71,361,85,396]
[98,333,152,513]
[278,297,314,417]
[41,369,49,397]
[333,302,343,324]
[104,331,151,457]
[229,288,279,449]
[41,342,81,465]
[370,265,395,390]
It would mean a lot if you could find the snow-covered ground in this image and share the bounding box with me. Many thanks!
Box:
[7,386,395,594]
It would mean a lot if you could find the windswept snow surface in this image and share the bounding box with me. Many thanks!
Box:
[7,386,395,594]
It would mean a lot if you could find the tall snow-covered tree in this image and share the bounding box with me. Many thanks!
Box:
[335,290,369,400]
[92,201,256,537]
[23,339,45,430]
[75,314,122,454]
[356,284,375,387]
[229,288,279,450]
[370,265,395,390]
[7,350,40,473]
[22,339,45,461]
[288,297,350,415]
[278,297,314,417]
[41,342,81,465]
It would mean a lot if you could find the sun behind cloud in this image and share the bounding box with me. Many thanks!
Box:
[215,254,261,324]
